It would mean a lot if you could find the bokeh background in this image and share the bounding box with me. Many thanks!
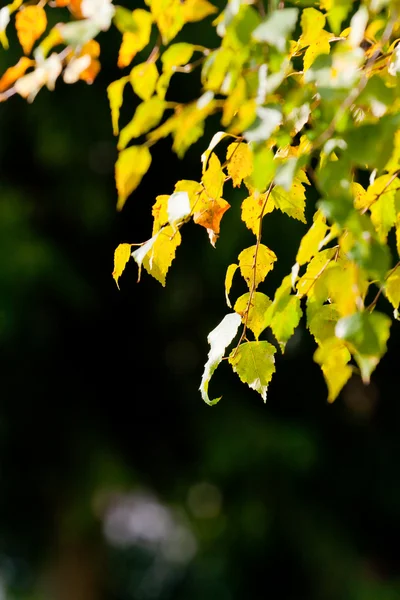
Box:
[1,4,400,599]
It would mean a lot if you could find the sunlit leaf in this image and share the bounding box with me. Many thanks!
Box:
[234,291,271,340]
[130,62,159,101]
[296,211,328,265]
[202,153,225,199]
[183,0,217,22]
[115,145,152,211]
[252,8,299,52]
[226,142,253,188]
[229,341,276,402]
[314,338,352,402]
[107,76,129,136]
[238,244,277,290]
[193,192,230,242]
[225,263,238,308]
[117,9,153,68]
[142,225,181,285]
[385,267,400,310]
[270,177,307,223]
[265,275,302,350]
[167,191,191,228]
[0,57,34,92]
[161,42,195,71]
[112,243,132,289]
[150,0,185,44]
[241,190,269,236]
[118,97,165,150]
[200,313,242,405]
[16,5,47,55]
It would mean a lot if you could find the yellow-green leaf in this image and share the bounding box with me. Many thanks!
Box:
[226,142,253,188]
[225,263,238,308]
[229,341,276,402]
[297,248,337,300]
[130,61,159,101]
[117,9,153,68]
[115,145,152,211]
[183,0,217,23]
[112,243,132,289]
[234,292,271,340]
[118,97,165,150]
[385,267,400,309]
[238,244,277,290]
[107,76,129,136]
[265,275,302,350]
[296,211,328,265]
[314,338,352,403]
[270,177,307,223]
[161,42,195,71]
[307,301,340,344]
[150,0,184,44]
[303,32,331,72]
[300,7,326,46]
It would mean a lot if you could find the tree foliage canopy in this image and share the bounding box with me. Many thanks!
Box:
[2,0,400,404]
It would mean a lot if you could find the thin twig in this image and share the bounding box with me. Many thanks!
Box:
[360,170,400,214]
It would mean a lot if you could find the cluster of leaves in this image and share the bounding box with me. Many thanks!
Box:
[3,0,400,405]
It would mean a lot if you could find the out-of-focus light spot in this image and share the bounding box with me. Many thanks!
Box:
[187,482,222,519]
[102,490,197,564]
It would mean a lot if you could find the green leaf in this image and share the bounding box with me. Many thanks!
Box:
[335,310,391,382]
[307,301,340,344]
[234,291,272,340]
[246,145,275,192]
[252,8,299,52]
[200,313,242,405]
[229,341,276,401]
[345,116,400,170]
[238,244,277,289]
[265,275,302,350]
[118,98,165,150]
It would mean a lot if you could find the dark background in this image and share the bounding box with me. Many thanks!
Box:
[1,4,400,599]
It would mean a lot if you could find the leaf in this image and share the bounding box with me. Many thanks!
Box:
[112,243,132,289]
[307,302,340,344]
[200,313,242,405]
[245,146,275,193]
[130,62,159,101]
[201,131,229,173]
[0,7,10,50]
[303,32,331,72]
[193,192,230,241]
[132,232,160,281]
[270,177,307,223]
[142,225,181,286]
[152,194,169,234]
[16,5,47,55]
[385,267,400,309]
[226,142,253,188]
[252,8,299,52]
[107,76,129,136]
[173,179,202,208]
[234,292,271,340]
[296,211,328,265]
[167,191,191,228]
[370,194,396,243]
[150,0,184,44]
[244,107,282,144]
[202,153,225,199]
[183,0,217,22]
[297,248,337,300]
[117,9,153,68]
[335,311,391,382]
[201,47,234,93]
[314,338,352,403]
[228,341,276,402]
[344,116,400,170]
[57,20,100,48]
[161,42,195,71]
[265,275,302,350]
[115,145,152,211]
[300,7,326,46]
[225,263,238,308]
[241,191,269,236]
[0,57,34,92]
[238,244,277,290]
[118,97,165,150]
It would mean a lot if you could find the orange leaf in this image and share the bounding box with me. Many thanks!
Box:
[16,5,47,55]
[69,0,83,18]
[0,57,34,92]
[55,0,71,5]
[193,190,230,237]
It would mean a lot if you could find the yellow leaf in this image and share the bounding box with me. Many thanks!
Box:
[241,191,269,236]
[238,244,277,290]
[303,32,331,72]
[385,267,400,309]
[115,145,152,211]
[118,97,165,150]
[151,194,169,234]
[117,9,153,68]
[0,57,34,92]
[307,301,340,344]
[270,177,307,223]
[161,42,194,71]
[150,0,184,44]
[37,26,64,59]
[226,142,253,188]
[174,179,202,209]
[352,181,368,210]
[107,76,129,136]
[202,47,233,92]
[202,153,225,199]
[222,77,246,127]
[297,248,337,300]
[193,191,230,238]
[323,261,367,317]
[234,291,271,340]
[143,225,181,286]
[77,40,101,84]
[296,210,327,265]
[314,338,352,402]
[130,62,159,101]
[225,263,238,308]
[370,195,396,243]
[300,7,326,46]
[112,243,132,289]
[182,0,217,22]
[16,5,47,55]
